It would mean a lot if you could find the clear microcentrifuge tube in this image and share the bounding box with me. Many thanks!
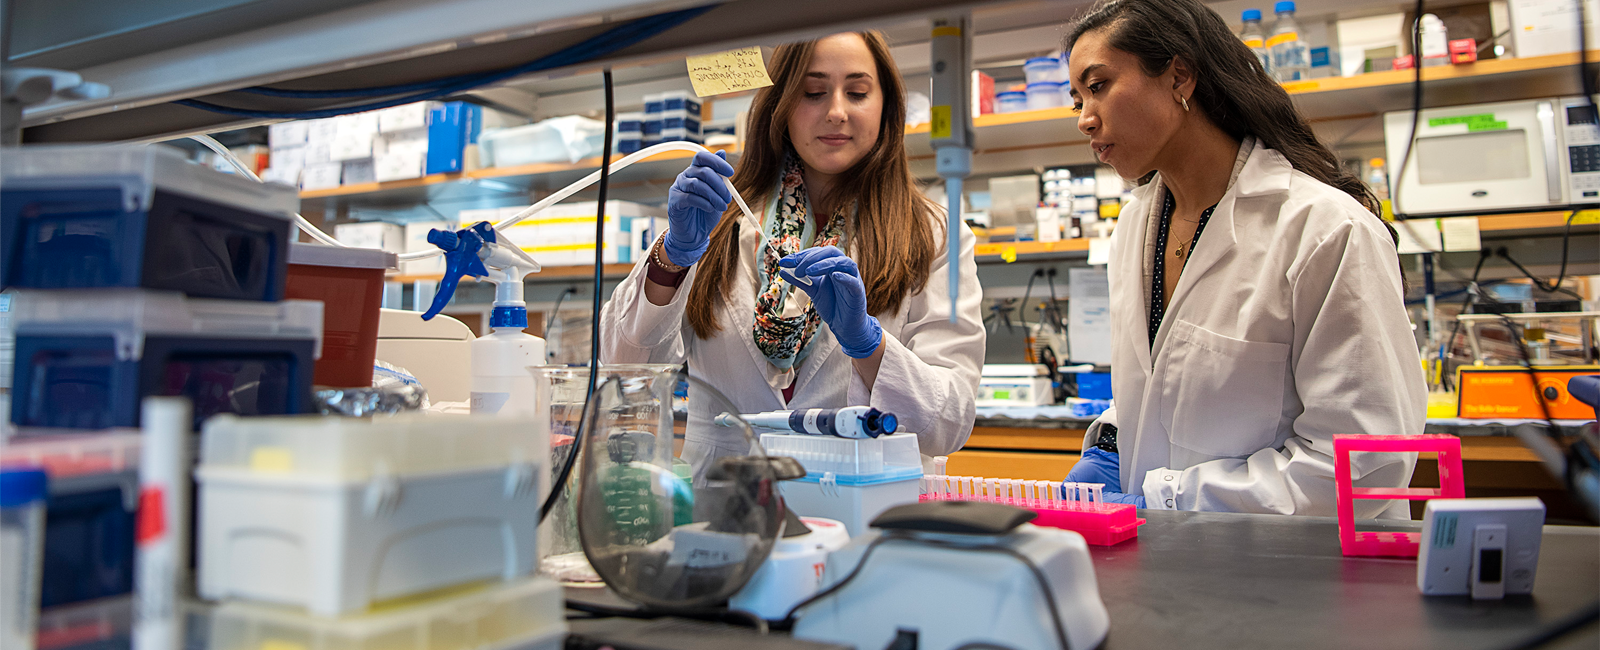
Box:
[1088,483,1104,504]
[1010,479,1023,501]
[962,476,975,498]
[1049,481,1063,506]
[1065,482,1080,502]
[984,478,997,501]
[933,456,948,475]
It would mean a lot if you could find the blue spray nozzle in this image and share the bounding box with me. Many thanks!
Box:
[421,225,491,321]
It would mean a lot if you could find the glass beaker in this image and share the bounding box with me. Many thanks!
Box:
[576,373,782,610]
[532,364,681,585]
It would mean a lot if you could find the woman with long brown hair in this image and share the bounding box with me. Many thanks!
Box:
[600,32,985,478]
[1059,0,1424,517]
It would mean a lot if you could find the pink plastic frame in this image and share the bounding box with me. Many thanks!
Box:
[1333,434,1465,557]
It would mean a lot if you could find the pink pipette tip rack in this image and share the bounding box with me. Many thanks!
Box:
[919,474,1145,545]
[1333,434,1465,558]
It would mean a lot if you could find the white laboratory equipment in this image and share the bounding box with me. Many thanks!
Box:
[761,433,923,537]
[373,308,474,403]
[792,501,1109,650]
[207,576,566,650]
[420,221,545,417]
[728,516,851,620]
[1268,1,1311,82]
[195,413,547,616]
[1418,498,1546,599]
[978,364,1055,407]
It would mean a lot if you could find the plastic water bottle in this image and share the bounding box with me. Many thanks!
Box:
[1268,1,1311,82]
[1239,9,1272,76]
[1366,157,1390,202]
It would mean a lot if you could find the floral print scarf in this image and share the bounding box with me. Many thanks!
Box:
[751,153,846,370]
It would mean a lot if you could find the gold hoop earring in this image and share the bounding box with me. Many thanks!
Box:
[1181,96,1190,112]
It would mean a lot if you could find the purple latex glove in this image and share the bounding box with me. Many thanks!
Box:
[777,246,883,359]
[663,151,734,267]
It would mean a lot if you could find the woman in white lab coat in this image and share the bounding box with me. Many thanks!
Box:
[1061,0,1425,517]
[600,32,985,480]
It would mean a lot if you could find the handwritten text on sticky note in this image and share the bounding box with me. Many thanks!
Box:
[686,47,774,98]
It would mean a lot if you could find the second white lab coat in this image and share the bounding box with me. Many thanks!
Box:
[1085,138,1425,519]
[600,200,986,480]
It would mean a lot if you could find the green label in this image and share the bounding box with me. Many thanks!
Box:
[1427,114,1508,132]
[994,390,1011,399]
[1433,513,1458,549]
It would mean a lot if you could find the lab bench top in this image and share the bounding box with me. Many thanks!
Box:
[566,509,1599,650]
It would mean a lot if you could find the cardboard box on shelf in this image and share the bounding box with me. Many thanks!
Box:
[334,222,405,254]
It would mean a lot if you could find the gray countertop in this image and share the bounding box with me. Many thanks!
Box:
[1091,510,1599,650]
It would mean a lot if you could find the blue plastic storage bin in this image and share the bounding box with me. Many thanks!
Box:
[2,432,142,608]
[1,145,298,301]
[1077,372,1112,400]
[6,290,322,430]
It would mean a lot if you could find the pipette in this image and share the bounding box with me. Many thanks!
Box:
[715,406,898,439]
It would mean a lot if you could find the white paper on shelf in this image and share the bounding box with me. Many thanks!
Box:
[1394,219,1443,254]
[1440,217,1482,252]
[1068,268,1112,365]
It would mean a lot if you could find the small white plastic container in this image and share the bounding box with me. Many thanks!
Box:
[1023,57,1066,85]
[996,91,1028,114]
[1026,82,1064,111]
[207,576,566,650]
[762,433,922,537]
[196,413,548,616]
[1,468,48,650]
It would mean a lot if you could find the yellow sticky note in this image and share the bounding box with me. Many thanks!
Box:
[685,47,773,98]
[1573,210,1600,225]
[250,447,294,473]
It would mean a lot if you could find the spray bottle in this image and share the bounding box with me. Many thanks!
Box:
[423,221,546,416]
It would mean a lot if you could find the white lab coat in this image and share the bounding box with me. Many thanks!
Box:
[1084,138,1425,519]
[600,201,985,480]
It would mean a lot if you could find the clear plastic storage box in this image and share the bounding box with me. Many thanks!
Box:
[207,577,566,650]
[1,144,298,301]
[196,414,549,616]
[762,433,923,537]
[759,433,922,484]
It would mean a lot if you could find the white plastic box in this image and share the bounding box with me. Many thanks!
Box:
[196,413,549,616]
[208,576,566,650]
[761,433,922,537]
[334,222,405,255]
[479,116,606,167]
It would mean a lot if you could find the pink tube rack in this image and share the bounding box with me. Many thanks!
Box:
[920,474,1145,545]
[1333,434,1465,558]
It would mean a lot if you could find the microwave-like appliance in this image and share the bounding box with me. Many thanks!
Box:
[1384,97,1599,216]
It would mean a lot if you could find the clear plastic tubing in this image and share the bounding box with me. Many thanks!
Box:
[193,136,760,261]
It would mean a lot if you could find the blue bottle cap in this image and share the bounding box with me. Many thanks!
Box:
[490,305,528,329]
[1274,1,1295,13]
[1026,81,1062,90]
[1,468,49,507]
[1025,57,1060,66]
[1242,8,1262,21]
[997,91,1027,99]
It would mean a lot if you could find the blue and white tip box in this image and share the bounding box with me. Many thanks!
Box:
[6,290,322,430]
[1,145,298,302]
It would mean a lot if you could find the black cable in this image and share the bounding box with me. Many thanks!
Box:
[562,600,770,633]
[1390,0,1426,220]
[1044,268,1064,334]
[1498,602,1599,650]
[175,8,708,119]
[1440,248,1490,391]
[547,286,577,361]
[780,534,896,625]
[540,67,614,522]
[1017,269,1042,361]
[1495,238,1583,300]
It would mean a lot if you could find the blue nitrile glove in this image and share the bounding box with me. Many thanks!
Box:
[1064,446,1122,492]
[663,150,735,267]
[1099,492,1147,508]
[778,246,883,359]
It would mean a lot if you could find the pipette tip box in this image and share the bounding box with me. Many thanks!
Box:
[207,576,566,650]
[762,433,923,537]
[196,413,549,616]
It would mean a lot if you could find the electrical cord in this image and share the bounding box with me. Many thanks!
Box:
[1390,0,1426,221]
[1492,211,1582,299]
[562,599,771,633]
[1018,269,1042,362]
[1439,248,1490,391]
[175,7,709,119]
[546,286,577,362]
[780,533,1073,650]
[539,66,615,522]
